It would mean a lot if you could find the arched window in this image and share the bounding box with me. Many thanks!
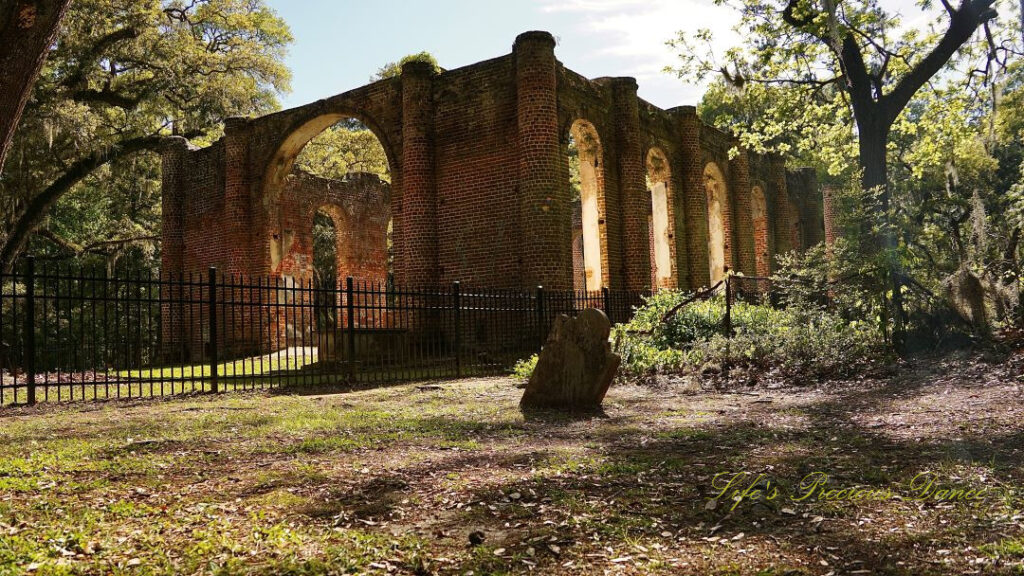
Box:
[568,120,607,292]
[647,148,675,289]
[704,162,729,284]
[265,115,393,287]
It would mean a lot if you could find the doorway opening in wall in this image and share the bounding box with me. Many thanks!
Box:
[567,119,606,293]
[313,209,338,329]
[262,113,398,365]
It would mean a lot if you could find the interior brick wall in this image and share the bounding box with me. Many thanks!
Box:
[275,171,391,285]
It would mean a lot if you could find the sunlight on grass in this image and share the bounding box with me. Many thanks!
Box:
[118,347,320,379]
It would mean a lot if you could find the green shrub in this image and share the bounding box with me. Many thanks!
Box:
[512,354,538,381]
[511,285,889,385]
[614,290,887,381]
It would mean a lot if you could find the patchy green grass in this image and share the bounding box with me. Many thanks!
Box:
[0,350,1022,574]
[1,354,499,407]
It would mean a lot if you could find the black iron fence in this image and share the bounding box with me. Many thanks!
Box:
[0,259,647,406]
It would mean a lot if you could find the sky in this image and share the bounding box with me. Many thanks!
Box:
[263,0,742,111]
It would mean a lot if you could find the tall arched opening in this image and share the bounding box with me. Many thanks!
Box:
[568,119,607,292]
[646,148,676,290]
[704,162,729,284]
[751,185,770,276]
[263,115,394,287]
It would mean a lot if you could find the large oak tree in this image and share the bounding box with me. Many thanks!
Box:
[0,0,292,272]
[671,0,1019,342]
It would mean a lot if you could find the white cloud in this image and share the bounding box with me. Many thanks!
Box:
[535,0,741,107]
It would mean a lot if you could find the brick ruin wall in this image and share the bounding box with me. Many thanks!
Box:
[162,30,827,295]
[273,171,390,286]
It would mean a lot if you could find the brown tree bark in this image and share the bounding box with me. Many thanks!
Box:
[0,0,73,175]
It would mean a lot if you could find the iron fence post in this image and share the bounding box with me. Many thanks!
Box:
[724,273,733,338]
[346,277,355,380]
[23,257,36,405]
[535,285,545,352]
[602,286,611,319]
[452,281,461,377]
[208,267,218,393]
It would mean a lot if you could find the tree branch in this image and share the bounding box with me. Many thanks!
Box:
[35,229,159,257]
[840,33,877,113]
[0,134,183,273]
[35,228,82,253]
[61,27,141,90]
[882,0,998,124]
[71,88,146,110]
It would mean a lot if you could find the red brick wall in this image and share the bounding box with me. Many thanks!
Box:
[161,30,825,297]
[517,32,571,289]
[751,186,771,276]
[434,55,521,287]
[274,171,390,285]
[400,61,438,288]
[823,185,838,247]
[730,145,755,277]
[673,106,707,290]
[611,77,650,291]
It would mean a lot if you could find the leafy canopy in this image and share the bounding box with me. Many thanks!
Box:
[1,0,292,269]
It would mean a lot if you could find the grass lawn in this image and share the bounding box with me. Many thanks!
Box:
[1,347,497,406]
[0,349,1022,574]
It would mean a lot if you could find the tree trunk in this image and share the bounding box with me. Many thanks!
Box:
[858,118,907,348]
[0,0,73,175]
[858,131,888,196]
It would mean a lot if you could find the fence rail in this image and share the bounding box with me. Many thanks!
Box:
[0,259,647,406]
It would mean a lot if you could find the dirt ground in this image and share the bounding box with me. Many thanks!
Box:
[0,347,1022,575]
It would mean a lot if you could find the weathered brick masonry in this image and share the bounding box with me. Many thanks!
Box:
[162,31,826,294]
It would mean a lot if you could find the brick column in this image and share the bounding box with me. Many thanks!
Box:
[611,77,650,291]
[673,106,710,288]
[669,164,690,292]
[400,60,438,289]
[823,185,838,248]
[223,116,253,277]
[802,168,824,247]
[515,31,570,289]
[729,143,755,276]
[223,117,259,355]
[161,137,188,280]
[160,137,188,359]
[769,155,793,257]
[786,171,804,251]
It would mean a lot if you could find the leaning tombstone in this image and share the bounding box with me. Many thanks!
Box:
[520,308,620,410]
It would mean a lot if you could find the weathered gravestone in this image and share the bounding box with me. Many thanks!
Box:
[520,308,621,410]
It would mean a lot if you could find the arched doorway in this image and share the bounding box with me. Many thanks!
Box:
[704,162,729,284]
[647,148,676,290]
[313,208,339,330]
[751,185,770,276]
[263,115,394,287]
[568,119,607,292]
